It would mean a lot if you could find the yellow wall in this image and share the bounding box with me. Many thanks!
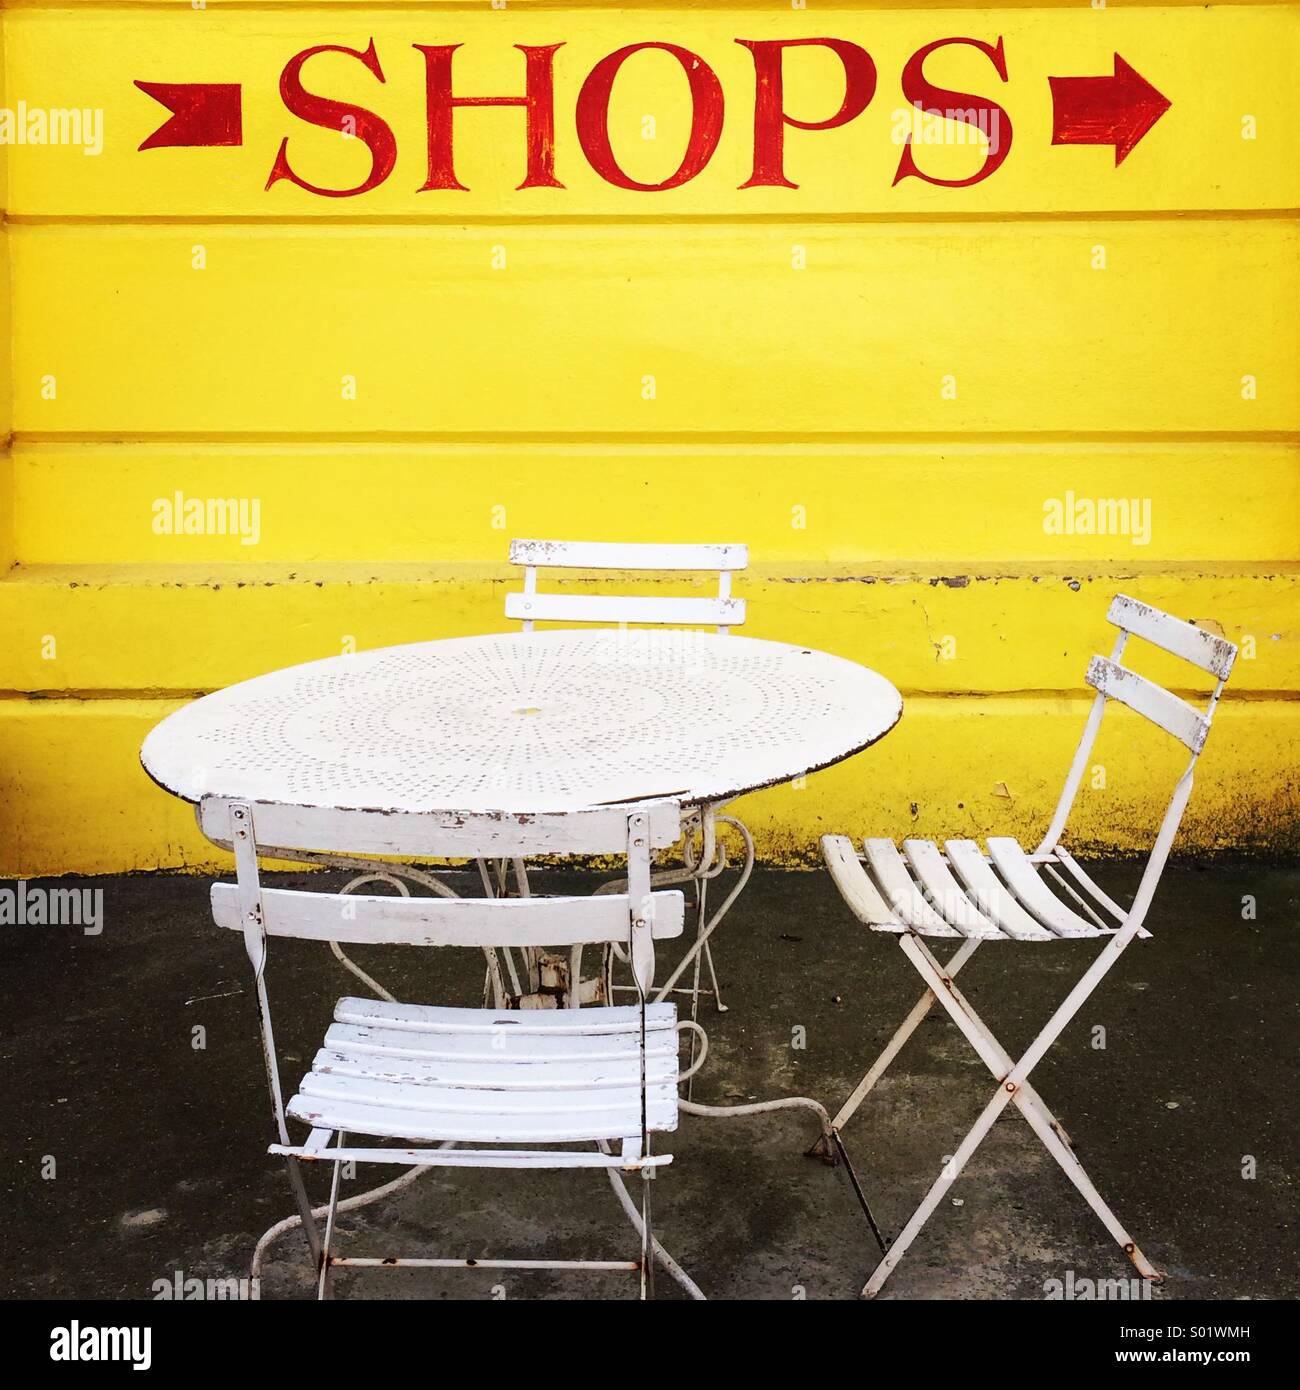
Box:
[1,1,1297,873]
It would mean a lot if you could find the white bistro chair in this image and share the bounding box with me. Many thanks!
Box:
[200,794,703,1299]
[821,594,1237,1297]
[503,538,751,1026]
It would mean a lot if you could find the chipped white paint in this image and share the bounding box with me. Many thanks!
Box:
[1086,656,1210,752]
[1107,593,1236,679]
[197,795,684,859]
[821,594,1237,1299]
[508,540,748,572]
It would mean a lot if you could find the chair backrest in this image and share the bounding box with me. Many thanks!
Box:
[1037,594,1237,927]
[200,796,683,1151]
[201,796,683,988]
[505,539,748,633]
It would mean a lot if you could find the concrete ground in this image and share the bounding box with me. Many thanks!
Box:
[3,860,1296,1301]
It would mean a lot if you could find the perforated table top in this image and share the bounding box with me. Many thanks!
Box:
[141,629,902,814]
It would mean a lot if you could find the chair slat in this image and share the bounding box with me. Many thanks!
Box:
[509,539,748,572]
[286,1090,678,1145]
[290,999,680,1143]
[334,996,675,1036]
[505,592,744,628]
[309,1044,678,1093]
[211,885,684,948]
[985,838,1100,938]
[298,1069,676,1121]
[1108,594,1236,679]
[862,838,962,937]
[323,1028,675,1067]
[820,835,904,930]
[902,839,1005,938]
[1085,657,1210,752]
[268,1142,672,1171]
[199,796,683,858]
[944,840,1055,941]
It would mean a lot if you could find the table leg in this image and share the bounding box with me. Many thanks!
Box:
[651,812,753,1010]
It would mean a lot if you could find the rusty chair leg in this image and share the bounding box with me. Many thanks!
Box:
[316,1131,346,1301]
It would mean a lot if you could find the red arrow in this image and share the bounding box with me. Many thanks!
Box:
[135,81,243,150]
[1049,54,1170,165]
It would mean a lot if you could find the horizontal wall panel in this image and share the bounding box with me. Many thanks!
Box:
[8,1,1291,7]
[2,694,1293,875]
[12,220,1300,435]
[5,5,1298,216]
[1,565,1293,695]
[12,442,1300,565]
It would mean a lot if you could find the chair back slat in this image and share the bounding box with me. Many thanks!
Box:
[1107,594,1237,679]
[509,539,747,571]
[504,592,743,628]
[506,537,748,632]
[211,884,685,949]
[198,797,683,858]
[1085,656,1211,752]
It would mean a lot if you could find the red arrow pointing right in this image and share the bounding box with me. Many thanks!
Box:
[136,81,243,151]
[1049,54,1171,165]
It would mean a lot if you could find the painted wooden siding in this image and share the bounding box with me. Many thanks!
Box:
[11,222,1300,435]
[0,0,1296,873]
[12,443,1300,566]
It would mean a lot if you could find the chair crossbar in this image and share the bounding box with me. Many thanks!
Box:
[331,1257,642,1272]
[268,1142,672,1171]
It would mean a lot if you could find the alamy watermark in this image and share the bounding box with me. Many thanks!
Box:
[1043,491,1152,547]
[0,102,104,156]
[50,1323,150,1370]
[891,101,1004,153]
[152,492,262,546]
[1044,1269,1155,1300]
[1,880,103,935]
[153,1269,251,1300]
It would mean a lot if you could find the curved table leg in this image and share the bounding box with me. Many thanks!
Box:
[652,812,754,1013]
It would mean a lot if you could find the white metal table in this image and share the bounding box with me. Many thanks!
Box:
[143,628,902,1015]
[142,628,901,814]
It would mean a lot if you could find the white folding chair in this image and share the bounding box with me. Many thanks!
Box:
[821,594,1237,1297]
[200,794,704,1300]
[503,538,752,1029]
